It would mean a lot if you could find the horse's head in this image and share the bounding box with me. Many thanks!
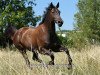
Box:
[48,2,63,27]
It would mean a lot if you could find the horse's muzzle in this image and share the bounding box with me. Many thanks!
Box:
[57,21,63,27]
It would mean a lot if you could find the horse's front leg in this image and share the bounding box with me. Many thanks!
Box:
[32,50,42,63]
[59,45,72,69]
[39,47,54,65]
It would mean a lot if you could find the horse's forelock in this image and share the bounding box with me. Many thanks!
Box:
[39,3,55,25]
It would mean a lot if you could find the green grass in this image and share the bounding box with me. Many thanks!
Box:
[0,45,100,75]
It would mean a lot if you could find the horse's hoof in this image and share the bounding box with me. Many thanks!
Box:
[32,57,42,63]
[29,67,33,70]
[48,61,54,65]
[32,57,37,61]
[28,64,33,70]
[67,64,72,70]
[38,59,42,63]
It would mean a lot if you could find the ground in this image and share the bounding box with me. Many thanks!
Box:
[0,45,100,75]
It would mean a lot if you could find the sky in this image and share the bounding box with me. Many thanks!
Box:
[33,0,78,30]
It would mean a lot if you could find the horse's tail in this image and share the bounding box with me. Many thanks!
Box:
[5,23,17,39]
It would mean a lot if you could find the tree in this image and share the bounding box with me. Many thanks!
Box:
[74,0,100,44]
[0,0,41,47]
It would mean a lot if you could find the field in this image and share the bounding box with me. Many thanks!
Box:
[0,45,100,75]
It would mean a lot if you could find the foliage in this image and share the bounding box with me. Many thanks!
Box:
[67,31,90,51]
[74,0,100,44]
[58,30,90,51]
[61,0,100,50]
[0,0,41,47]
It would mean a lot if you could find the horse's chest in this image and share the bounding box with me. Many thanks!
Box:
[41,33,50,44]
[43,34,56,45]
[37,30,58,48]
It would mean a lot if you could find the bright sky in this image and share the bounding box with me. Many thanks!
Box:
[33,0,78,30]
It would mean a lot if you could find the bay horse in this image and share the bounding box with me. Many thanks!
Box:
[5,2,72,69]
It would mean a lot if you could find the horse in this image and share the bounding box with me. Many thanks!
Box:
[5,2,72,69]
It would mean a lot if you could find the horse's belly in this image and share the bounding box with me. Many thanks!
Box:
[21,38,37,48]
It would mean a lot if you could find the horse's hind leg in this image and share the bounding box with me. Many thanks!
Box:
[60,46,72,69]
[19,49,32,69]
[32,50,42,63]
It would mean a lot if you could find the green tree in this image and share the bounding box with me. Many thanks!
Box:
[0,0,41,47]
[74,0,100,44]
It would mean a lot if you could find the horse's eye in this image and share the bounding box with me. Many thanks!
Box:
[52,11,54,13]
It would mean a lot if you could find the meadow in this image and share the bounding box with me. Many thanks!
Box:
[0,45,100,75]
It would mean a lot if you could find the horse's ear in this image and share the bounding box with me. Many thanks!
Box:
[50,2,54,8]
[56,2,59,8]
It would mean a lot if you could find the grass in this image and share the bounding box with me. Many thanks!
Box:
[0,45,100,75]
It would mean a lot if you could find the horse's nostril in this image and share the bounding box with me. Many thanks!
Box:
[58,21,63,25]
[58,21,61,23]
[58,21,63,24]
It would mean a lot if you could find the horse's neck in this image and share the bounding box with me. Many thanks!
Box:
[43,21,56,34]
[39,13,57,40]
[43,15,56,33]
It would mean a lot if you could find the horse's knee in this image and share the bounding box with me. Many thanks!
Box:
[33,51,37,56]
[32,54,37,60]
[59,46,68,52]
[50,52,54,60]
[32,51,38,60]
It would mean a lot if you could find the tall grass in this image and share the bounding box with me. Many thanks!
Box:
[0,45,100,75]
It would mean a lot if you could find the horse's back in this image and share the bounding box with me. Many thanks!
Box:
[13,27,29,40]
[13,27,38,49]
[13,26,50,50]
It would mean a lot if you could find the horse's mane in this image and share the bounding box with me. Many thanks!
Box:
[39,3,54,25]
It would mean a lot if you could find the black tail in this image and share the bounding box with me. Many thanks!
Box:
[5,24,17,38]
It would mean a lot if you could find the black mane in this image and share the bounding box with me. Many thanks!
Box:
[39,3,54,25]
